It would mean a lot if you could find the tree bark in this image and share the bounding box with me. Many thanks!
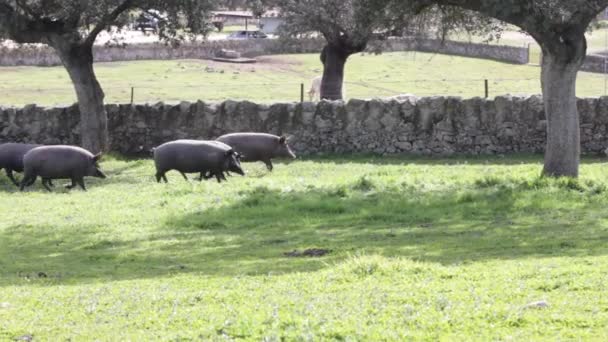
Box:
[540,37,586,177]
[55,43,109,153]
[320,44,350,100]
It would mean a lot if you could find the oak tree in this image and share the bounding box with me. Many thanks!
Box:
[432,0,608,177]
[0,0,215,153]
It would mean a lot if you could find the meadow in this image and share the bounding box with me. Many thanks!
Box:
[450,26,608,65]
[2,51,608,107]
[2,155,608,340]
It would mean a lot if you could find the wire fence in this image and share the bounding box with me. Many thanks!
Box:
[4,75,608,107]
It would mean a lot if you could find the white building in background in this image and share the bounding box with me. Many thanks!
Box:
[258,10,284,35]
[211,10,255,27]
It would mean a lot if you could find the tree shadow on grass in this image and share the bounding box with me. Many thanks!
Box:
[2,177,608,286]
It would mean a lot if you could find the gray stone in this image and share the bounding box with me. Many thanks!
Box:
[0,37,529,67]
[396,141,412,151]
[1,96,606,156]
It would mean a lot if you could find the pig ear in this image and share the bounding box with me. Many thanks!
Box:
[93,153,102,162]
[279,136,286,144]
[224,149,234,157]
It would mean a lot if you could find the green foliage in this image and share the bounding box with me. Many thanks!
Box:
[2,155,608,339]
[277,0,397,44]
[0,0,216,44]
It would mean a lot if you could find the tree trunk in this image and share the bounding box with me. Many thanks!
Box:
[540,39,586,177]
[56,44,108,153]
[320,44,349,101]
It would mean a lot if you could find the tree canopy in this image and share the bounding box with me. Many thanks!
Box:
[0,0,215,45]
[0,0,216,153]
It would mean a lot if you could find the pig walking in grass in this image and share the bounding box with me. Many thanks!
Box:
[216,133,296,171]
[20,145,106,192]
[153,139,244,183]
[0,143,42,186]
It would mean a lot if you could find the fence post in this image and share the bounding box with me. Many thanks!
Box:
[130,87,134,105]
[484,79,489,98]
[604,58,608,96]
[300,83,304,102]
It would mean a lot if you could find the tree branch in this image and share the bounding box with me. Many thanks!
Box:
[84,0,135,46]
[569,0,608,29]
[0,2,49,43]
[432,0,608,38]
[432,0,529,27]
[14,0,41,19]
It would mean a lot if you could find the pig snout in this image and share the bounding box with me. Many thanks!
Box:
[287,149,296,159]
[230,158,245,176]
[95,168,107,179]
[283,147,296,159]
[233,166,245,176]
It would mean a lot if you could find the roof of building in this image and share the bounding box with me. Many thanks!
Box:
[211,11,254,19]
[211,9,282,19]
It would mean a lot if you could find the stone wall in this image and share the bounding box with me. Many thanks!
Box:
[581,53,608,73]
[0,37,528,67]
[385,38,529,64]
[2,96,608,156]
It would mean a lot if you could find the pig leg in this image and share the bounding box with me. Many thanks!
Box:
[211,171,227,182]
[5,169,19,186]
[198,171,214,181]
[41,178,53,192]
[25,176,36,186]
[19,172,36,191]
[179,171,189,181]
[65,178,77,189]
[263,159,274,171]
[77,178,87,191]
[155,171,168,183]
[215,173,223,183]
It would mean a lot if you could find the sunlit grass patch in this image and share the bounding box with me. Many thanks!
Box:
[1,154,608,339]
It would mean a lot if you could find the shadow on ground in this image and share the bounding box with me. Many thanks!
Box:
[2,175,608,285]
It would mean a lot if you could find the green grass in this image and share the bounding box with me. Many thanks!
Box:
[2,51,608,107]
[2,155,608,340]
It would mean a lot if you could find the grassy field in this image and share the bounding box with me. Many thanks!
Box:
[450,26,608,65]
[2,51,608,107]
[2,155,608,340]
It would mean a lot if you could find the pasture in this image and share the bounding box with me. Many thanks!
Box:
[450,26,608,65]
[2,51,608,107]
[2,155,608,340]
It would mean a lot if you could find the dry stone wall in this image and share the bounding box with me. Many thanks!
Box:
[2,96,608,156]
[0,37,528,66]
[581,53,608,73]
